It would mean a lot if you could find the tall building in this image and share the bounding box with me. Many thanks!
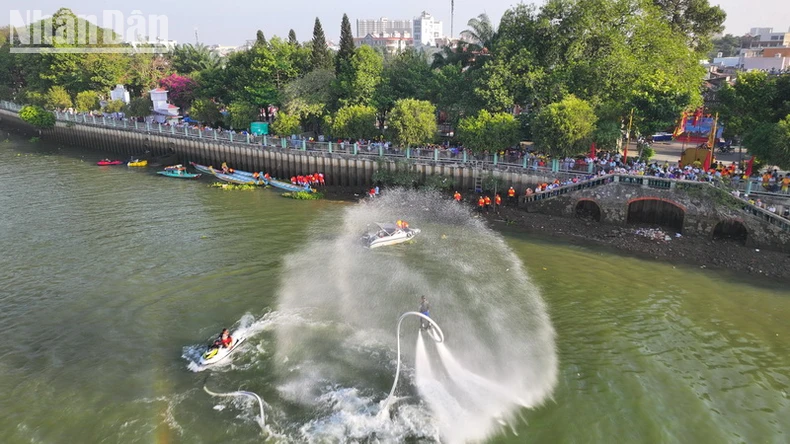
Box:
[745,27,790,48]
[354,33,413,54]
[413,11,443,47]
[356,17,412,38]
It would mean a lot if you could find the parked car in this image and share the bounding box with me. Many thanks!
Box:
[651,132,673,142]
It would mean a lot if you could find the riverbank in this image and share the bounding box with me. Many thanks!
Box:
[321,186,789,283]
[482,204,790,283]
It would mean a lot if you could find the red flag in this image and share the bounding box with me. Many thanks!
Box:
[673,111,687,137]
[745,156,755,176]
[693,108,703,125]
[590,142,597,158]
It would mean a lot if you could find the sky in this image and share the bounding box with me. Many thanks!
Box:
[6,0,790,46]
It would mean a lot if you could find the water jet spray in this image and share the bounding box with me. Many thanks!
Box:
[379,311,445,417]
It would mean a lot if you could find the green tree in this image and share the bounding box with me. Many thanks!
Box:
[374,49,433,122]
[593,120,622,151]
[19,105,56,129]
[171,44,222,74]
[335,14,355,77]
[716,71,776,139]
[742,116,790,169]
[224,44,278,120]
[124,96,152,118]
[288,29,298,46]
[256,30,267,46]
[337,46,382,107]
[189,98,222,125]
[531,95,597,157]
[708,34,742,59]
[226,101,259,129]
[45,85,72,110]
[387,99,437,147]
[281,68,335,134]
[326,104,378,140]
[457,110,521,154]
[103,99,125,113]
[651,0,726,52]
[310,18,332,70]
[460,13,496,50]
[272,111,301,136]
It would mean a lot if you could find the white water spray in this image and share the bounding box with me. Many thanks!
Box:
[274,189,558,442]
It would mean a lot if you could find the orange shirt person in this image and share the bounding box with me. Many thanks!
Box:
[495,194,502,206]
[454,191,462,202]
[507,187,515,197]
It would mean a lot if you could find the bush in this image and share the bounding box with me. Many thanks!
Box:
[272,111,301,136]
[640,146,655,160]
[75,91,100,112]
[103,99,125,113]
[19,105,56,129]
[124,97,153,118]
[45,86,72,110]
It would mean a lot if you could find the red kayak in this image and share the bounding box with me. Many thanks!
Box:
[97,160,124,166]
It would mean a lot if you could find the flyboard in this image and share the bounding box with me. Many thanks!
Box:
[199,335,247,366]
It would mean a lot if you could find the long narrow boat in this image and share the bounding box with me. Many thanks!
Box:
[190,162,265,185]
[263,177,314,193]
[97,160,124,166]
[214,171,262,185]
[157,170,202,179]
[190,162,217,176]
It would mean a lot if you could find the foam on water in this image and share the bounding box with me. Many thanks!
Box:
[274,189,558,442]
[184,310,317,372]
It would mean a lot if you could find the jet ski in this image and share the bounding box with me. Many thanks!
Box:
[199,335,246,366]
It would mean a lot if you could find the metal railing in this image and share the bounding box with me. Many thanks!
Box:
[0,101,595,179]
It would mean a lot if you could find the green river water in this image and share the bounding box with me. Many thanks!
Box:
[1,134,788,444]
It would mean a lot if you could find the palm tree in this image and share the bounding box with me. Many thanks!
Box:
[170,43,223,74]
[460,13,495,50]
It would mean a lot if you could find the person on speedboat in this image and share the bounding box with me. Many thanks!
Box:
[419,296,431,330]
[213,328,233,349]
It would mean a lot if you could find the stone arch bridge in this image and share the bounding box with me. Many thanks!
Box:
[522,175,790,252]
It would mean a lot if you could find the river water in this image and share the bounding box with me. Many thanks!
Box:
[1,134,788,444]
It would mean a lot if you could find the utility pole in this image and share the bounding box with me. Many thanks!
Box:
[624,108,634,161]
[450,0,455,38]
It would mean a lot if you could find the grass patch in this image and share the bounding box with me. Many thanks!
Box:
[210,182,258,191]
[282,191,324,200]
[29,136,40,143]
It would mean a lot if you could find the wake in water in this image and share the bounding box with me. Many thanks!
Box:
[274,189,558,442]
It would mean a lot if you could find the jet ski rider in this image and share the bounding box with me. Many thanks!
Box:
[419,296,430,330]
[214,328,233,348]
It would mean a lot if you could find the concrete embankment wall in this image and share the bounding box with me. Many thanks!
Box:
[0,109,559,192]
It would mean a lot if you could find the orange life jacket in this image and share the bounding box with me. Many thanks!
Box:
[495,195,501,205]
[454,192,461,201]
[484,196,491,205]
[478,198,485,207]
[507,188,515,197]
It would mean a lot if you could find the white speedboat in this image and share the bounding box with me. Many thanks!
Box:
[199,335,246,366]
[361,223,421,249]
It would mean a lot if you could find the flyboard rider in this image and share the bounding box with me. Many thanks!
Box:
[419,296,431,330]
